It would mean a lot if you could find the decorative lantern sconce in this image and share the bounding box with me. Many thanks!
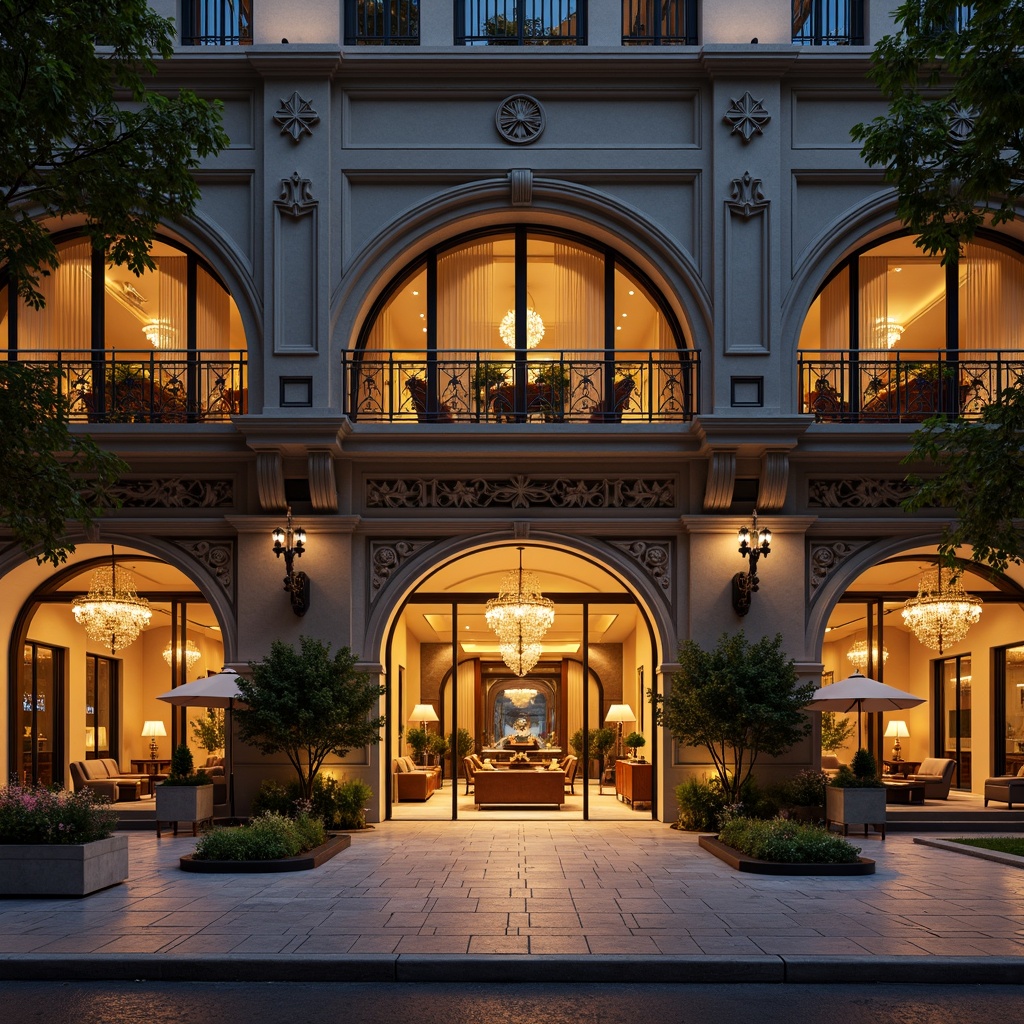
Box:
[732,510,771,616]
[272,506,310,616]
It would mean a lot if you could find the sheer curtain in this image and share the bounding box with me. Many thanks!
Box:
[858,256,889,350]
[819,268,849,351]
[442,659,478,740]
[963,242,1024,350]
[437,242,493,354]
[194,265,227,352]
[554,242,603,354]
[18,240,92,351]
[151,257,189,358]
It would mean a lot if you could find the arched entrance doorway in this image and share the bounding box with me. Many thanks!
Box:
[6,544,229,796]
[819,545,1024,793]
[381,541,662,821]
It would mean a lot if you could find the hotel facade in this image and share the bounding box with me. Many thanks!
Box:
[4,0,1023,824]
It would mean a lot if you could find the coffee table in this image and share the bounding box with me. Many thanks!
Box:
[883,780,926,804]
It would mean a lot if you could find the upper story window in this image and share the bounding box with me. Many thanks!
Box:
[456,0,586,45]
[792,0,864,45]
[182,0,253,45]
[622,0,697,45]
[346,0,420,44]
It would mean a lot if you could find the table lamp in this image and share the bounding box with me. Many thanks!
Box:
[605,704,636,761]
[141,720,167,759]
[884,720,910,761]
[409,703,439,765]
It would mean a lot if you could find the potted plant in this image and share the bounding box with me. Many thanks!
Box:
[428,732,450,776]
[624,731,647,761]
[406,727,430,766]
[155,743,214,837]
[531,362,571,421]
[779,768,830,823]
[472,362,508,397]
[825,748,887,838]
[456,727,474,777]
[0,782,127,896]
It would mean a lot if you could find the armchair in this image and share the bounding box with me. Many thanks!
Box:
[984,765,1024,808]
[907,757,956,799]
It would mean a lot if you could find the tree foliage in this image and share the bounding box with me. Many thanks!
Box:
[235,638,386,801]
[0,364,125,565]
[902,391,1024,571]
[1,0,227,307]
[651,631,815,803]
[851,1,1024,263]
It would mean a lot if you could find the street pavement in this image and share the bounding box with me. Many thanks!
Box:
[0,821,1022,983]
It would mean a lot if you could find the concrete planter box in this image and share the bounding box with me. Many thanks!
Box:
[826,786,887,839]
[0,835,129,897]
[156,783,215,837]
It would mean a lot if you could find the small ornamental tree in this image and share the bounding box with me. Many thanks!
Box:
[652,631,816,803]
[235,637,386,802]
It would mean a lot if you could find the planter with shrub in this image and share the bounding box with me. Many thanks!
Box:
[155,743,214,837]
[825,748,887,839]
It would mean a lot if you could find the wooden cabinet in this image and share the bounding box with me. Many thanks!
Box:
[615,760,652,809]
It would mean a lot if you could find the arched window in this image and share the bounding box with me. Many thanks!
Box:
[798,233,1024,422]
[1,234,247,421]
[346,226,695,423]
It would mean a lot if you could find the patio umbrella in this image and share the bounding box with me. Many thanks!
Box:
[155,668,247,818]
[805,671,925,749]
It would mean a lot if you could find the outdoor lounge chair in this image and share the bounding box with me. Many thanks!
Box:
[906,757,956,799]
[984,765,1024,808]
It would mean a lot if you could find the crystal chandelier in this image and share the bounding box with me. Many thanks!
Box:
[162,639,201,669]
[504,686,539,708]
[875,316,904,349]
[72,548,152,652]
[142,319,177,348]
[902,566,982,655]
[486,547,555,675]
[498,308,545,349]
[846,638,889,673]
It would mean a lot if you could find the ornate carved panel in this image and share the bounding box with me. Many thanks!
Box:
[808,478,917,509]
[809,540,870,592]
[609,539,672,592]
[171,539,235,599]
[274,171,317,217]
[723,92,771,143]
[726,171,769,218]
[366,476,675,510]
[370,540,433,600]
[85,478,233,508]
[273,92,320,143]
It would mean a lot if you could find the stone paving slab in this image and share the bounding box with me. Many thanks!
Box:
[0,821,1021,983]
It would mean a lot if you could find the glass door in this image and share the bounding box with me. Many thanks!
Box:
[20,642,64,786]
[936,654,971,789]
[85,654,118,760]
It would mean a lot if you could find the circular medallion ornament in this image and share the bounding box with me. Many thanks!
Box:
[496,94,546,145]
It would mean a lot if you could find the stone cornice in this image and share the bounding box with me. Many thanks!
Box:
[235,415,353,458]
[681,515,817,535]
[225,515,362,534]
[690,416,811,455]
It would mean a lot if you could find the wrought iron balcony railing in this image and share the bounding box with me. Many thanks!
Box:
[457,0,586,45]
[181,0,253,45]
[622,0,697,45]
[792,0,864,45]
[12,351,248,423]
[342,350,698,423]
[799,350,1024,423]
[345,0,421,44]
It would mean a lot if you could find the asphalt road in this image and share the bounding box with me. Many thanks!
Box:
[0,981,1018,1024]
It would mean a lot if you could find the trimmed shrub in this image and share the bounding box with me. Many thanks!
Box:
[193,811,326,861]
[162,743,211,786]
[718,816,861,864]
[251,774,373,830]
[780,769,830,808]
[675,776,728,831]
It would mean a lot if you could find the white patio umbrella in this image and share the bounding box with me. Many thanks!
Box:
[155,668,247,818]
[805,671,926,749]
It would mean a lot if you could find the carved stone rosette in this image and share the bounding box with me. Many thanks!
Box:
[370,540,433,599]
[809,541,869,592]
[723,92,771,143]
[609,540,672,592]
[273,92,320,143]
[170,539,235,603]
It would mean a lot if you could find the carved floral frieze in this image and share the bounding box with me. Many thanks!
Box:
[808,478,917,509]
[366,476,675,510]
[84,478,233,509]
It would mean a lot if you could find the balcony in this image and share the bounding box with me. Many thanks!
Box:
[14,351,248,424]
[799,350,1024,423]
[622,0,697,45]
[345,0,421,44]
[792,0,864,45]
[342,350,698,423]
[181,0,253,45]
[457,0,586,45]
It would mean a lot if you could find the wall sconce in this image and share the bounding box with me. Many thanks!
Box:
[272,506,310,617]
[732,510,771,616]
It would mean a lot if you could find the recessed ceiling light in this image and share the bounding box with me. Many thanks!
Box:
[628,289,635,295]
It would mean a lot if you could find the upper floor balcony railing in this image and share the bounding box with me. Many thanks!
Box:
[799,350,1024,423]
[342,350,698,423]
[182,0,253,45]
[792,0,864,45]
[622,0,697,44]
[345,0,421,44]
[12,350,248,423]
[457,0,586,45]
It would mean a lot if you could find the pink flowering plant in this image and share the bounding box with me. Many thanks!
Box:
[0,782,117,844]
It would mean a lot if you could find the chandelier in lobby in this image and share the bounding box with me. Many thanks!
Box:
[162,638,201,670]
[486,547,555,675]
[72,548,152,653]
[498,307,545,349]
[846,637,889,673]
[504,686,539,708]
[902,566,982,655]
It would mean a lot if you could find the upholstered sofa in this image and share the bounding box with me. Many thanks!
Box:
[906,757,957,799]
[474,767,565,808]
[392,756,441,801]
[984,765,1024,808]
[69,759,149,801]
[821,754,841,779]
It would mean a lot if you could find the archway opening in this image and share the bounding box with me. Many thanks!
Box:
[383,541,659,821]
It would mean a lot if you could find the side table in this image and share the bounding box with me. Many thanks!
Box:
[882,760,921,778]
[131,758,172,776]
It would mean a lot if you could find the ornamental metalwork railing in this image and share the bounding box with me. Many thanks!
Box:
[181,0,253,45]
[792,0,864,45]
[799,350,1024,423]
[345,0,421,44]
[342,350,698,423]
[457,0,586,44]
[11,351,248,423]
[622,0,697,45]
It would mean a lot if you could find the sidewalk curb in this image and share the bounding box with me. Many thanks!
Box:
[0,954,1020,984]
[913,836,1024,869]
